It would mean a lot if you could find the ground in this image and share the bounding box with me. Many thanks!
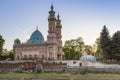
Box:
[0,72,120,80]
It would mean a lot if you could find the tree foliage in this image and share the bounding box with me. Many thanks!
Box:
[14,38,21,45]
[100,25,112,60]
[84,45,95,55]
[111,31,120,60]
[94,38,103,60]
[0,49,14,60]
[0,34,5,57]
[63,37,84,60]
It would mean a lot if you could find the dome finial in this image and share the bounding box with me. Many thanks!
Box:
[36,25,38,30]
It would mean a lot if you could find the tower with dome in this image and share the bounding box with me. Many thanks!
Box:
[14,5,63,60]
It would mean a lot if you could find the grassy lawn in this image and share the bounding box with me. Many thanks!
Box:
[0,72,120,79]
[0,72,70,78]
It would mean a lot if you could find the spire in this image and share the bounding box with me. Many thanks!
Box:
[51,3,54,10]
[57,13,60,20]
[48,3,56,21]
[56,13,62,29]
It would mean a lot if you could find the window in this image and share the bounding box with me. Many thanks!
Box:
[17,55,19,60]
[60,62,62,64]
[73,61,76,64]
[37,38,39,40]
[24,55,27,60]
[79,63,82,67]
[34,55,37,59]
[29,55,32,59]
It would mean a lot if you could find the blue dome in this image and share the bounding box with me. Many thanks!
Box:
[29,29,44,44]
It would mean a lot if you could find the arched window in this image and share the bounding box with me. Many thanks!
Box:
[34,55,37,59]
[79,63,82,67]
[24,55,27,60]
[29,55,32,59]
[17,55,19,60]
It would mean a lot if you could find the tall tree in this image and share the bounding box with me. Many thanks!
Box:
[100,25,112,60]
[14,38,21,45]
[111,31,120,60]
[0,34,5,57]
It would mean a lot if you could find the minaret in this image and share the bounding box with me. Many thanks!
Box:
[56,13,62,39]
[47,4,57,43]
[56,13,63,60]
[47,5,63,60]
[48,4,56,34]
[47,4,57,60]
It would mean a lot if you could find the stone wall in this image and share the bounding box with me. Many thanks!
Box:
[0,62,24,72]
[1,60,120,73]
[67,66,120,73]
[0,60,67,72]
[42,62,67,71]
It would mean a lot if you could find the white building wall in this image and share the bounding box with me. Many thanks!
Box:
[50,60,89,68]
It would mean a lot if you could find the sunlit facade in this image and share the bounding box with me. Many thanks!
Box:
[14,5,63,60]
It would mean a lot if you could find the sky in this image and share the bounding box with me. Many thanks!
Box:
[0,0,120,50]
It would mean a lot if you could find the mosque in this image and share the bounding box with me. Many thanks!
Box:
[14,5,63,61]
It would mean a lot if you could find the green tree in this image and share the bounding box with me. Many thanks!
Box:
[14,38,21,45]
[100,25,112,60]
[95,38,103,60]
[8,50,14,60]
[84,45,95,55]
[76,37,85,57]
[111,31,120,60]
[0,49,14,60]
[0,34,5,57]
[63,37,84,60]
[63,39,76,60]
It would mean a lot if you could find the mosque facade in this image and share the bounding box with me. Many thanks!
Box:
[14,5,63,61]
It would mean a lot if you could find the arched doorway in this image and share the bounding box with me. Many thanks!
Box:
[35,64,43,72]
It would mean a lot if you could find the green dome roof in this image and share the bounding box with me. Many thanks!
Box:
[29,29,44,44]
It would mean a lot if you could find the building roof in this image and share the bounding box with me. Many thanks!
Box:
[29,29,44,44]
[80,55,96,61]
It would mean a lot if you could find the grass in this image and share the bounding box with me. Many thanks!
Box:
[0,72,120,79]
[0,72,70,78]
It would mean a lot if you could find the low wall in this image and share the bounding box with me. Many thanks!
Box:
[1,61,120,73]
[0,62,24,72]
[67,66,120,73]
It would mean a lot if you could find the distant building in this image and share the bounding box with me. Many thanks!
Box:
[80,55,96,62]
[14,5,63,60]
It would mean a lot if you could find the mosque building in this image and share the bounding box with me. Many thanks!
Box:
[14,5,63,61]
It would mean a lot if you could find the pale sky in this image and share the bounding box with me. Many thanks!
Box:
[0,0,120,50]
